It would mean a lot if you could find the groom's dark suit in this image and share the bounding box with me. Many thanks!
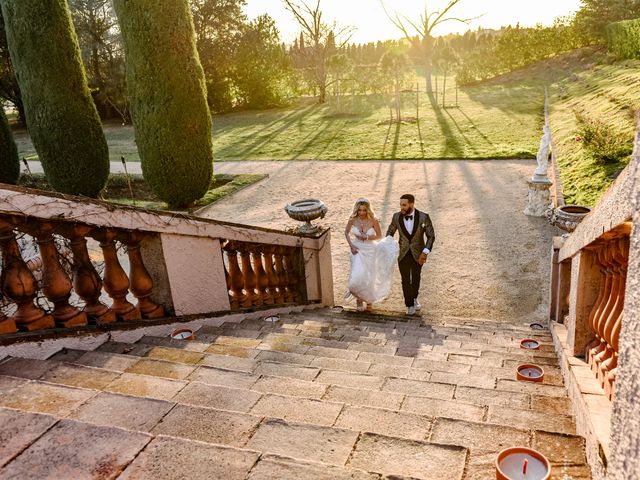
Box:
[386,210,435,308]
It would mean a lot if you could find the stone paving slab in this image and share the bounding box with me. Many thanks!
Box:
[188,366,258,389]
[255,350,314,366]
[429,372,496,390]
[69,392,174,432]
[0,375,28,395]
[348,432,467,480]
[322,385,404,410]
[306,346,359,360]
[382,378,455,400]
[245,417,359,465]
[430,418,529,454]
[316,370,385,390]
[254,361,320,381]
[454,386,530,409]
[0,408,57,468]
[200,353,258,373]
[357,352,413,366]
[144,346,204,365]
[96,341,153,357]
[173,382,261,412]
[497,379,568,397]
[247,454,380,480]
[412,358,471,374]
[136,335,211,352]
[73,351,139,372]
[347,344,398,356]
[0,419,150,480]
[152,404,261,447]
[211,336,262,348]
[250,394,344,426]
[0,358,57,379]
[533,430,587,465]
[120,436,260,480]
[252,375,328,399]
[39,363,121,390]
[530,394,572,415]
[204,344,260,358]
[310,356,372,373]
[335,405,432,441]
[487,406,576,435]
[47,349,87,362]
[0,382,95,417]
[367,364,431,382]
[401,396,486,423]
[105,373,187,401]
[126,358,196,380]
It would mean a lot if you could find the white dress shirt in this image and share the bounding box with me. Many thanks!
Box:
[402,210,430,255]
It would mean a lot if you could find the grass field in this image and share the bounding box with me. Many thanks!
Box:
[12,72,545,162]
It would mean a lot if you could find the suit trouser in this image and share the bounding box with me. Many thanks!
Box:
[399,252,422,307]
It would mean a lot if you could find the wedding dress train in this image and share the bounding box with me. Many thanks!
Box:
[347,227,399,304]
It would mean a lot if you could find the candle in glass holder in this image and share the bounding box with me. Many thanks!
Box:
[170,328,195,340]
[496,447,551,480]
[520,339,540,350]
[516,364,544,382]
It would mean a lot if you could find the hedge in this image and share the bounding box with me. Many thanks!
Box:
[0,106,19,184]
[0,0,109,196]
[607,18,640,59]
[113,0,213,207]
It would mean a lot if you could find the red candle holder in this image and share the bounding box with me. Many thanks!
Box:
[170,328,195,340]
[496,447,551,479]
[520,339,540,350]
[516,364,544,382]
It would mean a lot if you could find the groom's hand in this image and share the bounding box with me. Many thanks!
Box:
[418,253,428,265]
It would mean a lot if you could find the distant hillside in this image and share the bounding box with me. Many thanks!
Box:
[488,46,639,206]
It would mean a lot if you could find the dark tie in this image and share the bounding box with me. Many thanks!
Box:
[404,215,413,220]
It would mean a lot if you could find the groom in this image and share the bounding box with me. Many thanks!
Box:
[386,194,436,315]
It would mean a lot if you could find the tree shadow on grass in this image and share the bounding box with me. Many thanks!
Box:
[457,108,494,146]
[428,92,464,158]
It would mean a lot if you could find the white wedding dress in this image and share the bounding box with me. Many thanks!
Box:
[346,226,399,304]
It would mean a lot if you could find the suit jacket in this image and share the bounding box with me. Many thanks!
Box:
[386,209,435,261]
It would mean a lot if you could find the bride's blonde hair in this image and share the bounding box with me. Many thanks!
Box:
[351,198,377,220]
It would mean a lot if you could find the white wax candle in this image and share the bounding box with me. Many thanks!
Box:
[519,367,542,378]
[172,331,192,339]
[499,453,549,479]
[521,341,539,349]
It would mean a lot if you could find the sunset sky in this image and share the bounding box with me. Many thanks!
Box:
[244,0,584,43]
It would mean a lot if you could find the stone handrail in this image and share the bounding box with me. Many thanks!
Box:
[0,184,333,340]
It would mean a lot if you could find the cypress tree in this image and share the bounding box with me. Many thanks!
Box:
[0,106,19,184]
[113,0,213,207]
[0,0,109,197]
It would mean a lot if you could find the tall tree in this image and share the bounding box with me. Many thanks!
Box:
[0,105,19,184]
[113,0,213,207]
[0,8,23,126]
[283,0,351,103]
[381,0,473,94]
[380,49,411,122]
[68,0,128,121]
[0,0,109,197]
[326,53,352,112]
[574,0,640,42]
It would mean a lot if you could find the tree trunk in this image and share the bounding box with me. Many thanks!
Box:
[442,70,447,109]
[318,83,326,103]
[424,59,433,94]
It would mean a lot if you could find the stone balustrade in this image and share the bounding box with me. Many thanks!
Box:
[0,184,333,340]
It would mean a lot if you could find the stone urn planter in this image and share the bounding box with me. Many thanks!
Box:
[546,205,591,232]
[284,199,328,235]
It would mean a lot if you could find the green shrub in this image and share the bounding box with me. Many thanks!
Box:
[113,0,213,207]
[574,110,634,164]
[0,106,19,184]
[0,0,109,197]
[607,18,640,59]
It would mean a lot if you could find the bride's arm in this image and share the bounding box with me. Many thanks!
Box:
[369,219,383,240]
[345,218,358,254]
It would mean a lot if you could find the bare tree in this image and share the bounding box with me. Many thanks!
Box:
[283,0,352,103]
[381,0,474,95]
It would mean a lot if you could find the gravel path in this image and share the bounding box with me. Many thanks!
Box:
[201,160,558,323]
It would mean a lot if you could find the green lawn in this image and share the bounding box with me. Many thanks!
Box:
[13,73,544,162]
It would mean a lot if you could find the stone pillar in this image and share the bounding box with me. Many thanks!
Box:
[567,250,601,356]
[524,178,553,217]
[555,260,572,324]
[303,229,334,306]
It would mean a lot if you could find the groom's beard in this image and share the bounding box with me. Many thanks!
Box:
[401,207,414,215]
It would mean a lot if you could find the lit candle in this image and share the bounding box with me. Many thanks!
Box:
[496,448,551,480]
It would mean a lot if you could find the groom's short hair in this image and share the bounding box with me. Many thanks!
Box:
[400,194,415,203]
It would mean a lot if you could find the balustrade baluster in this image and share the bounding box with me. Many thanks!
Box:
[587,246,615,366]
[264,247,280,304]
[282,248,296,303]
[240,247,259,308]
[224,242,245,309]
[585,245,607,359]
[94,230,140,321]
[124,234,165,319]
[0,293,17,334]
[68,226,116,324]
[223,262,237,310]
[253,247,271,306]
[272,247,286,304]
[0,220,54,331]
[35,223,87,328]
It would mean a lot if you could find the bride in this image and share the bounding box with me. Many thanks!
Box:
[345,198,399,311]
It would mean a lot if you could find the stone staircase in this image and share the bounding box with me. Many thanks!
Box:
[0,309,591,479]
